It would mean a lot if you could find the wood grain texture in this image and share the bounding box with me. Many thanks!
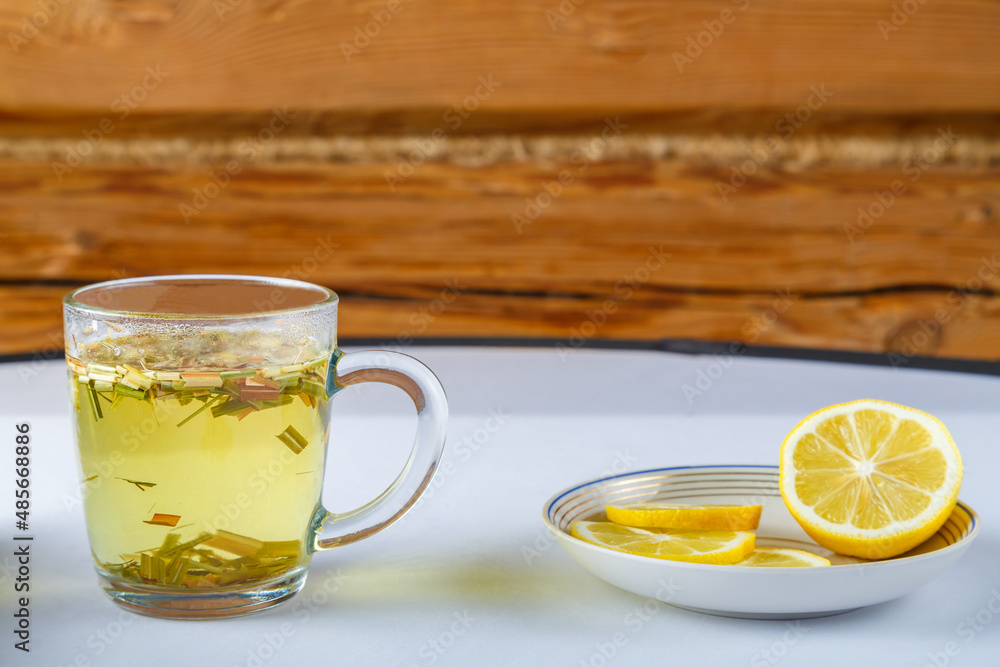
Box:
[1,160,999,291]
[1,0,999,113]
[1,157,999,358]
[3,1,998,363]
[8,284,1000,362]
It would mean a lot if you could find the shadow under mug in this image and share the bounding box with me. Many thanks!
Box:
[63,275,448,618]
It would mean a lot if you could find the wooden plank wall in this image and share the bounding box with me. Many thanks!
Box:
[1,0,999,360]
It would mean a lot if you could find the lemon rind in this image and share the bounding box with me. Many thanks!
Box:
[778,399,963,559]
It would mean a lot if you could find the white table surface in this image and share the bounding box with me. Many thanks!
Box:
[1,346,997,667]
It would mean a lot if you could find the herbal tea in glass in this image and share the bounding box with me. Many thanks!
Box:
[69,331,330,591]
[64,275,447,618]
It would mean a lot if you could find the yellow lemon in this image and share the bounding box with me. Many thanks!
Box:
[779,399,962,560]
[736,548,831,567]
[570,520,755,564]
[606,502,762,531]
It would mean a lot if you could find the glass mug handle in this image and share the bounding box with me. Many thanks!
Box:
[314,349,448,549]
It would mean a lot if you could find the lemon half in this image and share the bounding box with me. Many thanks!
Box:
[778,399,962,560]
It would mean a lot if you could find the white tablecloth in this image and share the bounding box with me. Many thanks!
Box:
[1,346,997,666]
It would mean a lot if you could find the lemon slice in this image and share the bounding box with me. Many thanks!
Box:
[736,548,831,567]
[779,399,962,560]
[607,502,762,530]
[570,520,755,564]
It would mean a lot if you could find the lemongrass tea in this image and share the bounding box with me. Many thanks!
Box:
[68,331,331,590]
[64,275,447,617]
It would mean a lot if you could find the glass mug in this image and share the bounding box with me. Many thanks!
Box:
[63,275,447,618]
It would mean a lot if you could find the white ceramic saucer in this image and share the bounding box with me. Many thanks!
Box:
[543,465,979,619]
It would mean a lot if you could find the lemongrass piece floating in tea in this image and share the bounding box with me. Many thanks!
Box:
[299,380,325,398]
[87,385,103,420]
[245,375,280,389]
[276,425,309,454]
[219,369,257,379]
[168,557,190,585]
[159,532,213,559]
[114,384,147,400]
[211,398,254,418]
[176,393,222,427]
[83,475,98,482]
[117,477,156,491]
[191,559,225,575]
[121,365,154,389]
[204,530,264,557]
[158,533,181,555]
[179,372,224,388]
[144,513,181,527]
[259,540,300,558]
[240,385,281,401]
[140,553,169,583]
